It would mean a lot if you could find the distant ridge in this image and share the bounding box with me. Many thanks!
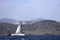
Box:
[0,18,17,24]
[22,18,44,24]
[0,18,44,24]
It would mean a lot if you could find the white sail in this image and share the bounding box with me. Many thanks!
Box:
[15,25,21,34]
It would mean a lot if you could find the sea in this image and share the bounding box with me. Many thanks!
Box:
[0,35,60,40]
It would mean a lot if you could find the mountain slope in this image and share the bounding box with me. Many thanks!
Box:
[0,18,17,24]
[22,20,60,35]
[0,23,17,36]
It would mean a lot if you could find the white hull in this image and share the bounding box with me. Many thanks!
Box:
[11,34,25,36]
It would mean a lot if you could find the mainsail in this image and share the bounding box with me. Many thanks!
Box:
[15,24,21,34]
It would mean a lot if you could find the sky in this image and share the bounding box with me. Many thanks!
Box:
[0,0,60,21]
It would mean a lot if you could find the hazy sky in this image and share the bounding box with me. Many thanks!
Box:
[0,0,60,21]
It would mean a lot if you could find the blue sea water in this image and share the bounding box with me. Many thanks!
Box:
[0,35,60,40]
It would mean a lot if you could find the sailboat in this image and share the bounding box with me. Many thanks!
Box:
[11,21,25,36]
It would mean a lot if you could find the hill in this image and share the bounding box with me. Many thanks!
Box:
[22,20,60,35]
[0,18,60,35]
[0,23,17,36]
